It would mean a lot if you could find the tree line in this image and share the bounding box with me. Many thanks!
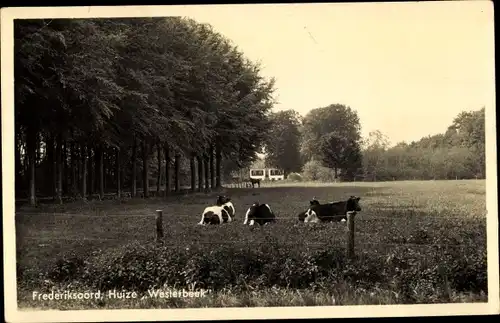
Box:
[261,106,485,182]
[15,18,276,205]
[15,18,486,206]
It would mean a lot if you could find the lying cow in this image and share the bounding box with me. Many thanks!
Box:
[298,197,321,222]
[198,195,235,225]
[243,202,276,226]
[217,195,235,219]
[302,196,362,223]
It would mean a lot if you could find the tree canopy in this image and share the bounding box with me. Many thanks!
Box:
[300,104,363,179]
[15,17,276,204]
[263,110,303,176]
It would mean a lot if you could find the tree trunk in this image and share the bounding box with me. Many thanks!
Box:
[142,140,150,198]
[210,145,215,189]
[15,135,23,196]
[81,145,87,201]
[174,154,180,193]
[46,135,56,198]
[23,143,29,189]
[88,148,94,196]
[77,145,82,193]
[27,130,37,206]
[96,146,104,199]
[190,154,196,192]
[164,144,170,196]
[71,142,77,196]
[62,141,68,194]
[215,141,222,188]
[116,148,121,199]
[204,152,210,191]
[131,137,137,197]
[157,143,162,194]
[55,134,63,204]
[120,164,125,198]
[103,150,107,192]
[36,136,41,167]
[197,156,203,192]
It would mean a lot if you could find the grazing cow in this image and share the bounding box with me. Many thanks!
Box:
[243,202,276,226]
[249,178,261,188]
[303,196,362,223]
[198,195,235,225]
[216,195,235,219]
[297,197,321,222]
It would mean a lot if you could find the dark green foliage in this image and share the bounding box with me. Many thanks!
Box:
[264,110,303,176]
[35,238,486,300]
[15,17,275,202]
[41,250,86,283]
[300,104,363,180]
[361,107,485,181]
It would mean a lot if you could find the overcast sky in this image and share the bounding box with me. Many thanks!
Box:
[172,1,494,145]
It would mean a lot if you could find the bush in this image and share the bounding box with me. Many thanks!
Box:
[301,160,321,181]
[287,172,303,181]
[301,160,337,182]
[47,253,86,282]
[33,214,487,302]
[42,242,345,292]
[39,239,487,300]
[316,167,337,182]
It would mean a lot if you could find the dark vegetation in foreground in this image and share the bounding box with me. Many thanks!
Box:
[19,238,487,306]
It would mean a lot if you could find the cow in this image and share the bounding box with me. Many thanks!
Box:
[243,202,276,226]
[198,195,235,225]
[297,197,321,222]
[216,195,235,219]
[249,178,261,188]
[302,196,362,223]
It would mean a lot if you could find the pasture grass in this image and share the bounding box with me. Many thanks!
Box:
[15,180,488,309]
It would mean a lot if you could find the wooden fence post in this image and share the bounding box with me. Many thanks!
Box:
[156,209,164,243]
[346,211,356,259]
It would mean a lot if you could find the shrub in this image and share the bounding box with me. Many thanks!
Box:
[47,253,86,282]
[37,221,487,302]
[287,172,303,182]
[316,167,337,182]
[301,160,337,182]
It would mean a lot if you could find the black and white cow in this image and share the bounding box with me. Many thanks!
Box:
[198,195,235,225]
[217,195,235,219]
[243,202,276,226]
[302,196,362,223]
[297,197,321,222]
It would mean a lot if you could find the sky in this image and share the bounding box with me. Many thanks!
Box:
[173,1,495,145]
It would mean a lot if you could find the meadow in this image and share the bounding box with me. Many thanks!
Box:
[15,179,488,309]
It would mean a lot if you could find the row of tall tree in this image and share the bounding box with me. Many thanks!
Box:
[15,18,276,204]
[261,105,485,181]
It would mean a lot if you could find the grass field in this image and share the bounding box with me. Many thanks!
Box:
[15,179,488,309]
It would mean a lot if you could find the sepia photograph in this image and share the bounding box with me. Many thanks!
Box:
[2,2,498,322]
